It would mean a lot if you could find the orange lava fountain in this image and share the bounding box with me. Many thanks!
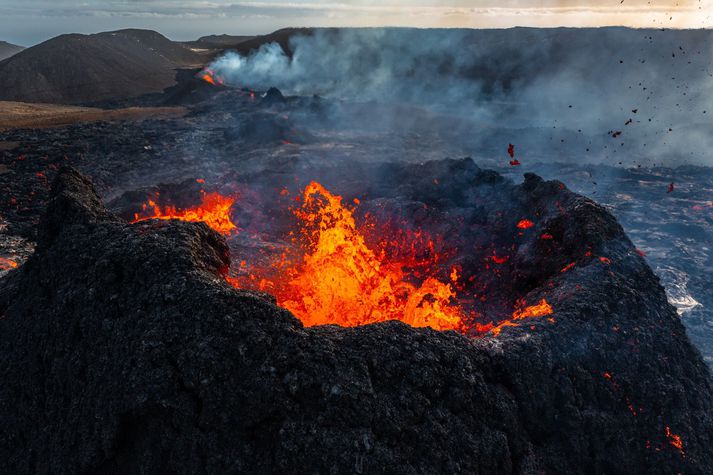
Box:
[144,182,556,334]
[131,191,237,235]
[233,182,464,331]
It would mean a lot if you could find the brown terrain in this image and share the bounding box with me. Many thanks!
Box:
[0,101,185,131]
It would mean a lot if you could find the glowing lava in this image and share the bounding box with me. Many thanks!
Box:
[0,257,18,271]
[517,219,534,229]
[200,68,223,86]
[131,191,237,235]
[512,298,553,320]
[665,426,685,455]
[476,298,554,336]
[232,182,464,331]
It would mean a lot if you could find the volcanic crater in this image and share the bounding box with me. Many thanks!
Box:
[1,159,712,472]
[117,157,607,335]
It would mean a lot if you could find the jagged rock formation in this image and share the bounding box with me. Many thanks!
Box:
[0,168,712,474]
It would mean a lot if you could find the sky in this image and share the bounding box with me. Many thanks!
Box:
[0,0,711,46]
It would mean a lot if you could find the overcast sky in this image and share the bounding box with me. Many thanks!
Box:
[1,0,711,46]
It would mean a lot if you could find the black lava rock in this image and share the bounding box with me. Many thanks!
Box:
[260,87,286,106]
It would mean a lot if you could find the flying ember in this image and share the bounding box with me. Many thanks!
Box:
[131,191,237,235]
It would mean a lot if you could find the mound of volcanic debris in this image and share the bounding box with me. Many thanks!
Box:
[1,168,712,474]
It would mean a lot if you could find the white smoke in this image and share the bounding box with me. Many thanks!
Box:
[209,28,713,166]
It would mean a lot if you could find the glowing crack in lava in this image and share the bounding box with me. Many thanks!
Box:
[0,257,18,271]
[131,191,237,235]
[475,298,554,336]
[233,182,465,331]
[665,426,685,456]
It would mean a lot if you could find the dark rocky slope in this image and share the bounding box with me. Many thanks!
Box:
[184,34,255,50]
[0,29,202,104]
[0,40,24,61]
[0,168,712,473]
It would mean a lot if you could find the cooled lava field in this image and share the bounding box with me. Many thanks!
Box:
[1,80,713,473]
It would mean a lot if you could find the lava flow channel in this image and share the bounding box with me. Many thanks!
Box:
[131,191,237,235]
[230,181,465,331]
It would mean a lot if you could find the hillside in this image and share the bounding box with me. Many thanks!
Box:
[196,34,253,46]
[180,34,255,61]
[0,41,24,61]
[0,29,205,104]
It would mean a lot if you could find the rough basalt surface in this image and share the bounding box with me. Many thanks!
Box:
[1,168,712,474]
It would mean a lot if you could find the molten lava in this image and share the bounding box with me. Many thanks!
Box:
[200,68,223,86]
[0,256,18,271]
[517,219,534,229]
[512,298,553,320]
[665,426,685,455]
[232,182,464,331]
[131,191,237,235]
[477,298,554,336]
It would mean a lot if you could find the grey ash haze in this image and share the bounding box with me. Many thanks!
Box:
[210,27,713,168]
